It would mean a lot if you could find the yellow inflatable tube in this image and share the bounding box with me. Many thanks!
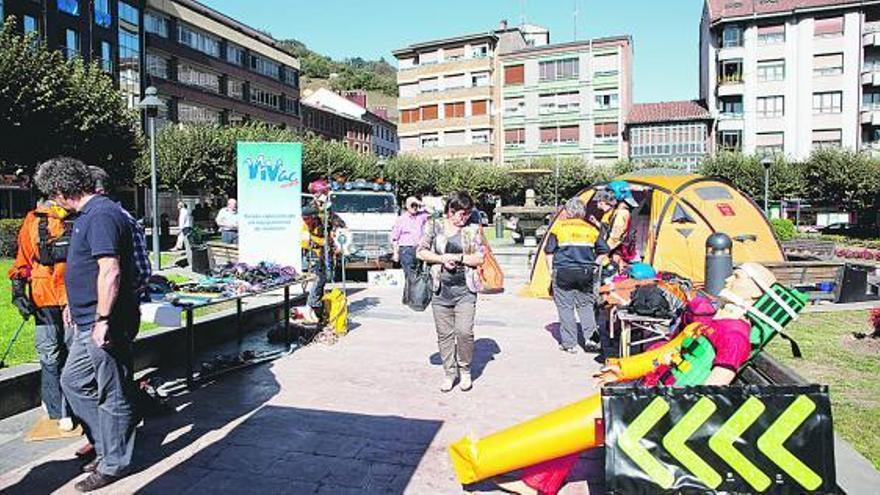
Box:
[448,324,705,485]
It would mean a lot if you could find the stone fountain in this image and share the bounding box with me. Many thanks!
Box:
[499,168,557,247]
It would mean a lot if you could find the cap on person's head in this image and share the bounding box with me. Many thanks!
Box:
[308,179,330,195]
[594,190,617,205]
[405,196,421,209]
[608,180,638,208]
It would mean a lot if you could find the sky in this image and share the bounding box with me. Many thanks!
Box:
[202,0,706,103]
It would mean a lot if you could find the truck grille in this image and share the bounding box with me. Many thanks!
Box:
[351,231,392,258]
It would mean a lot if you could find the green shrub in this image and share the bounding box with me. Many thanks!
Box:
[771,218,797,241]
[0,219,23,258]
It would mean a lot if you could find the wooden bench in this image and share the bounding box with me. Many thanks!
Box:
[763,261,844,303]
[206,241,238,269]
[782,239,837,261]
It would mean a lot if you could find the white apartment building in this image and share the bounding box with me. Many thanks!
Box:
[700,0,880,158]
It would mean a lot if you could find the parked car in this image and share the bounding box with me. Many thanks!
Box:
[819,223,880,239]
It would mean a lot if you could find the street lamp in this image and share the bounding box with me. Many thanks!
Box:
[137,86,162,271]
[761,155,773,216]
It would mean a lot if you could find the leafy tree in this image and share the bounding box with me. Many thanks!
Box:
[0,19,140,183]
[801,148,880,211]
[699,151,804,202]
[278,38,398,96]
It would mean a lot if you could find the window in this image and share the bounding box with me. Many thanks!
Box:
[757,24,785,45]
[813,91,842,113]
[594,92,619,110]
[813,53,843,76]
[420,104,438,120]
[400,136,419,151]
[719,96,743,117]
[146,52,169,79]
[419,50,438,65]
[400,108,420,124]
[721,25,743,47]
[471,44,489,59]
[178,64,220,93]
[118,26,140,99]
[757,96,784,118]
[719,59,743,84]
[812,129,842,149]
[504,97,524,116]
[58,0,79,16]
[284,68,299,88]
[145,10,169,37]
[863,91,880,109]
[757,60,785,82]
[226,43,246,66]
[445,46,465,61]
[228,78,244,99]
[23,15,38,35]
[471,100,488,116]
[64,29,79,60]
[445,131,466,146]
[539,58,578,82]
[593,53,618,77]
[505,64,524,85]
[472,71,490,87]
[539,92,580,114]
[250,85,279,109]
[472,130,490,144]
[420,134,439,148]
[119,1,138,25]
[594,122,618,142]
[719,130,742,151]
[178,103,219,125]
[399,83,418,98]
[814,17,843,37]
[558,125,579,144]
[94,0,111,27]
[285,97,300,116]
[444,73,466,90]
[444,101,465,119]
[505,128,525,146]
[629,123,707,159]
[756,132,784,155]
[178,23,220,58]
[100,41,112,72]
[419,77,438,93]
[251,55,280,79]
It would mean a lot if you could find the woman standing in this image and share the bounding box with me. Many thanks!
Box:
[417,191,485,392]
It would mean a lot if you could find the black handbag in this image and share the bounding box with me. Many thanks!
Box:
[405,263,433,312]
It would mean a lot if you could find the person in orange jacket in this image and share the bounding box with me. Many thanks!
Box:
[8,199,76,431]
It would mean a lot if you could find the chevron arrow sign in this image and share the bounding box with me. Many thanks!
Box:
[603,385,836,494]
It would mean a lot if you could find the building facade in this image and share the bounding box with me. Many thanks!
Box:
[301,102,372,154]
[499,37,632,165]
[2,0,302,128]
[625,100,714,168]
[700,0,880,158]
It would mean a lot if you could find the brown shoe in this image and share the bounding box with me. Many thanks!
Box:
[74,472,121,492]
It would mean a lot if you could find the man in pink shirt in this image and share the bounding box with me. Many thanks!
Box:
[392,196,429,278]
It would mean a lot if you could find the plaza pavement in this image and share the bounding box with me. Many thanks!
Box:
[0,282,605,494]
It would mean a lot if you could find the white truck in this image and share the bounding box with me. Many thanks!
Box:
[327,183,399,270]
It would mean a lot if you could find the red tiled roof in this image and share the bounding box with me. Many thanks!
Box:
[707,0,861,23]
[627,100,712,125]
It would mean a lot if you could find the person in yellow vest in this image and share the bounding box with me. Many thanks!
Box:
[300,180,345,323]
[545,198,609,354]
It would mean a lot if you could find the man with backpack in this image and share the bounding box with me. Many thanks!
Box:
[545,198,609,354]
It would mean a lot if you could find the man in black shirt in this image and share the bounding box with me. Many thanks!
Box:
[34,157,138,492]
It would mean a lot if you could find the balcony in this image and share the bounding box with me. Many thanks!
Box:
[861,107,880,125]
[862,66,880,86]
[717,75,744,96]
[408,143,493,159]
[398,114,493,133]
[864,22,880,46]
[397,85,492,107]
[397,57,492,83]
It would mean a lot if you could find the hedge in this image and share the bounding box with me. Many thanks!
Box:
[0,219,23,258]
[770,218,797,242]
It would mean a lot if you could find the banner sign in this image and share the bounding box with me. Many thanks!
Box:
[236,142,302,271]
[603,384,836,494]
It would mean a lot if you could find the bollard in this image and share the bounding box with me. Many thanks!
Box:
[495,213,504,240]
[705,233,732,296]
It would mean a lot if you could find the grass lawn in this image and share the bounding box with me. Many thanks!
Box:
[766,310,880,470]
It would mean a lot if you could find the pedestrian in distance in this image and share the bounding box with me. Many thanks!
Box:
[34,157,141,492]
[417,191,486,392]
[392,196,429,280]
[215,198,239,244]
[545,197,609,354]
[173,201,192,251]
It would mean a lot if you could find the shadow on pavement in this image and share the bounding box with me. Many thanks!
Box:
[138,405,443,494]
[430,338,501,380]
[2,363,281,494]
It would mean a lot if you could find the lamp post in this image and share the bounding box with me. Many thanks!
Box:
[137,86,163,271]
[761,155,773,217]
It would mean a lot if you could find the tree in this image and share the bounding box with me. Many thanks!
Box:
[801,148,880,211]
[698,151,804,202]
[0,19,141,183]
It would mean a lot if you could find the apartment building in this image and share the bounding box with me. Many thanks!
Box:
[499,37,632,165]
[700,0,880,158]
[301,102,372,154]
[625,100,714,168]
[143,0,301,128]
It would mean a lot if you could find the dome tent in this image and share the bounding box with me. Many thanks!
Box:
[525,170,785,297]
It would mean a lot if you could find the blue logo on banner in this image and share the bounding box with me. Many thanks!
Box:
[245,154,300,188]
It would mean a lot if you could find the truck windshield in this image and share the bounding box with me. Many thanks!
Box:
[332,194,397,213]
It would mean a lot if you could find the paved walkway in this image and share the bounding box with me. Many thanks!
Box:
[0,283,605,494]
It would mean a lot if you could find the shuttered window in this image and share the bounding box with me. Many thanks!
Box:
[505,128,525,145]
[595,122,619,138]
[505,64,525,85]
[813,53,843,76]
[471,100,488,115]
[444,102,465,118]
[444,73,466,89]
[540,127,557,143]
[401,109,420,124]
[421,105,438,120]
[558,125,579,143]
[814,17,843,36]
[445,131,466,146]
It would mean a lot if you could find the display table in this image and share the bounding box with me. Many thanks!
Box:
[171,275,313,386]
